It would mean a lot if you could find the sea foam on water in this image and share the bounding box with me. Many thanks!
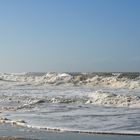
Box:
[0,72,140,134]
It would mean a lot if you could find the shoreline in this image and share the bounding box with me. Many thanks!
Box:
[0,124,140,140]
[0,138,33,140]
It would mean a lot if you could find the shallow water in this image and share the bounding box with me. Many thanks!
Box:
[0,72,140,134]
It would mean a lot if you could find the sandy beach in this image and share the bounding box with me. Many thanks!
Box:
[0,137,28,140]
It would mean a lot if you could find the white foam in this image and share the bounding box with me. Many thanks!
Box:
[0,83,140,135]
[86,75,140,89]
[1,116,140,136]
[87,91,140,107]
[44,72,72,84]
[0,72,140,89]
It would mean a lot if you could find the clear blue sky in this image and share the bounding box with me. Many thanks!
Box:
[0,0,140,72]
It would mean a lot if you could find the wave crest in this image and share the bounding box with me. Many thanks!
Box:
[87,91,140,107]
[0,72,140,89]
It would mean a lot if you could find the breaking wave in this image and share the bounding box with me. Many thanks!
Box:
[1,72,140,136]
[86,91,140,107]
[0,72,140,89]
[1,92,140,111]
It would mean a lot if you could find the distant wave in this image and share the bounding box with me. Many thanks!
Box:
[0,72,140,89]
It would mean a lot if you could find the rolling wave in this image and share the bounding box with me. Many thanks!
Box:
[87,91,140,107]
[0,72,140,89]
[0,73,140,89]
[1,91,140,111]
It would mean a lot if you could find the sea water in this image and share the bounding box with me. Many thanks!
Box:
[0,72,140,134]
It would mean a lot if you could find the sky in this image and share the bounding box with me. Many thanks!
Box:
[0,0,140,72]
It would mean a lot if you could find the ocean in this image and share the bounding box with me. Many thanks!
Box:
[0,72,140,135]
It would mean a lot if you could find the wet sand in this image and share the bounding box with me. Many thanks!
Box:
[0,138,29,140]
[0,124,140,140]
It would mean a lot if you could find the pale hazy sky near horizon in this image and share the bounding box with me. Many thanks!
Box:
[0,0,140,72]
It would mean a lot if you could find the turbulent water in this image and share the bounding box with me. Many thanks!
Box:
[0,72,140,134]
